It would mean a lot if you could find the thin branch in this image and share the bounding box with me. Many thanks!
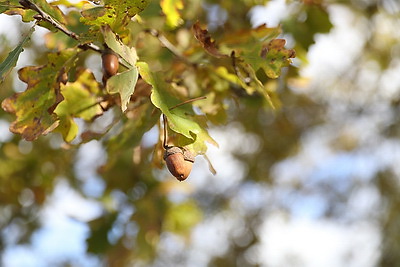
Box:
[74,99,104,115]
[169,96,207,110]
[145,29,195,66]
[20,0,101,53]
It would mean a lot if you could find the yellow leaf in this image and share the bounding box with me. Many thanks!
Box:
[161,0,184,29]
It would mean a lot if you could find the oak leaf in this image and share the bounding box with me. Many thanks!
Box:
[1,49,77,141]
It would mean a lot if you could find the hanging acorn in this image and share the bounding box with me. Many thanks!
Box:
[164,146,195,181]
[161,97,209,181]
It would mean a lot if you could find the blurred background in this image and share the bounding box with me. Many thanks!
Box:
[1,0,400,266]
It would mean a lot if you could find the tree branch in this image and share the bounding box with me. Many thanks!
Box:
[19,0,101,53]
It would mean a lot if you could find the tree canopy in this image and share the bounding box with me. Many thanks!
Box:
[0,0,400,266]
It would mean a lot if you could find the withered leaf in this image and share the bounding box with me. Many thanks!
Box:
[192,22,228,58]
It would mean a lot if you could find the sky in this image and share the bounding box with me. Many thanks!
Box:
[0,0,395,266]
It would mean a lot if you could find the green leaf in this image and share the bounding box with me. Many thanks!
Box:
[80,6,110,25]
[101,26,139,112]
[260,39,296,78]
[215,66,245,88]
[104,0,149,17]
[80,0,150,34]
[6,0,67,26]
[1,49,78,141]
[0,26,34,82]
[161,0,184,29]
[0,1,15,14]
[55,70,102,115]
[106,102,160,155]
[137,61,217,154]
[231,55,276,109]
[222,23,281,48]
[54,72,103,142]
[101,26,138,67]
[106,68,139,112]
[35,0,67,24]
[0,0,38,15]
[55,116,79,143]
[221,24,295,79]
[54,69,103,142]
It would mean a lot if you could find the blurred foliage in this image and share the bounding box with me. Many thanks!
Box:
[0,0,400,266]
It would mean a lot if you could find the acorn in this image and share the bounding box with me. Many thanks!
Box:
[102,49,119,77]
[164,146,195,181]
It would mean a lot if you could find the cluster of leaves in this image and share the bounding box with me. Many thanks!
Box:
[0,0,329,265]
[0,0,295,158]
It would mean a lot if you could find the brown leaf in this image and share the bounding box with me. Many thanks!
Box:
[192,22,228,58]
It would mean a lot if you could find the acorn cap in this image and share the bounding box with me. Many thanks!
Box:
[164,146,195,163]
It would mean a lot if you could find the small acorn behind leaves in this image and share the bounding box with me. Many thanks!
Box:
[164,146,195,181]
[102,48,119,78]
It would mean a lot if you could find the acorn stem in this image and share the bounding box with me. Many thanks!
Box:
[162,114,169,149]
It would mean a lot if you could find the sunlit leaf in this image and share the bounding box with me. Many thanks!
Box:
[1,49,78,141]
[101,26,138,67]
[55,116,79,142]
[106,68,139,112]
[260,39,296,78]
[80,0,150,34]
[238,39,295,79]
[4,6,36,23]
[137,61,217,154]
[54,69,103,142]
[80,6,108,24]
[232,54,276,108]
[35,0,67,24]
[105,0,149,17]
[51,0,91,9]
[0,26,34,82]
[7,0,67,25]
[161,0,184,29]
[214,66,243,87]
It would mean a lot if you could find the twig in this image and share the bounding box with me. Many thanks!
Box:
[169,96,207,110]
[145,29,195,66]
[19,0,101,53]
[74,98,105,115]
